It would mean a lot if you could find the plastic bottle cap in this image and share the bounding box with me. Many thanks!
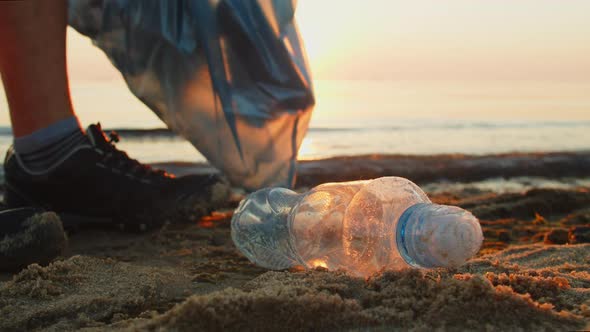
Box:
[397,203,483,268]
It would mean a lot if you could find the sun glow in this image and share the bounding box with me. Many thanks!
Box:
[294,0,590,81]
[297,137,316,160]
[308,259,329,269]
[294,1,346,79]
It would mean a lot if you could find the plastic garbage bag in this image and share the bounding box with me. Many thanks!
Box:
[68,0,315,190]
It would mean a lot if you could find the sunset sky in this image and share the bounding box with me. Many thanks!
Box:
[2,0,589,127]
[67,0,590,83]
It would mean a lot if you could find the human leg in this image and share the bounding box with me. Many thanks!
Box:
[0,1,229,232]
[0,0,76,137]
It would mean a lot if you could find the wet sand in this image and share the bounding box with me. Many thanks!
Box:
[1,153,590,331]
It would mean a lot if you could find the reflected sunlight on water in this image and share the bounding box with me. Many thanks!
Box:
[1,80,590,163]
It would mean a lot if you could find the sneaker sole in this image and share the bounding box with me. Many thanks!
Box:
[4,180,231,232]
[5,182,152,232]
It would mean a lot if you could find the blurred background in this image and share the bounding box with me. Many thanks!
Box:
[1,0,589,163]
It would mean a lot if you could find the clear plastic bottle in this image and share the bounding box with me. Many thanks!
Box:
[231,177,483,277]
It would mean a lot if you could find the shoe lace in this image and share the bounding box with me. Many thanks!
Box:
[101,131,174,179]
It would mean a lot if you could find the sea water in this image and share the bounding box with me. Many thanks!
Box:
[1,80,589,164]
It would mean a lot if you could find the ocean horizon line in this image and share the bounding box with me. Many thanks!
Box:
[1,119,590,137]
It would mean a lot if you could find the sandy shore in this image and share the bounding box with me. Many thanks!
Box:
[1,153,590,331]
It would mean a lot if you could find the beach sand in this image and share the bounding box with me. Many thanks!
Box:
[1,153,590,331]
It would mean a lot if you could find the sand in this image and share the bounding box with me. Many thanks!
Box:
[0,212,67,271]
[1,154,590,331]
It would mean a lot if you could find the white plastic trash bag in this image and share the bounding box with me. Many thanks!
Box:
[68,0,315,190]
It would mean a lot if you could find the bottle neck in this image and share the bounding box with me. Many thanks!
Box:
[396,203,441,268]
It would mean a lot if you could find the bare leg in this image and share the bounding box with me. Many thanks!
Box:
[0,0,76,137]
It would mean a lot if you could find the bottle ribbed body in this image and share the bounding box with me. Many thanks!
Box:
[289,178,430,276]
[231,177,482,277]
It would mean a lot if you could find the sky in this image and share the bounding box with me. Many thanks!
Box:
[67,0,590,83]
[3,0,590,127]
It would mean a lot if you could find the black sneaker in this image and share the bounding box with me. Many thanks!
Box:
[0,207,67,272]
[3,124,230,230]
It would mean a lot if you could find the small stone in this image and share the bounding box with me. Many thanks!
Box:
[544,229,569,245]
[569,226,590,244]
[313,266,329,272]
[288,265,307,273]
